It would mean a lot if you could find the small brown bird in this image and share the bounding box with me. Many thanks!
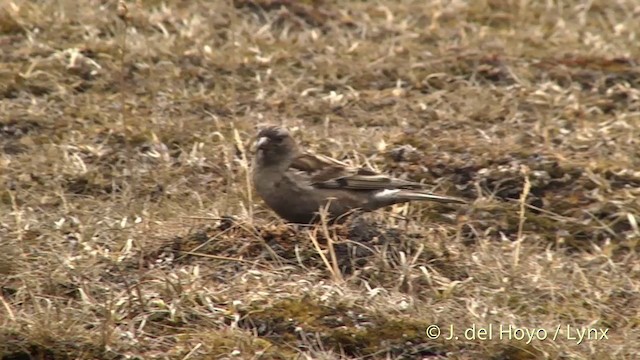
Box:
[251,126,466,224]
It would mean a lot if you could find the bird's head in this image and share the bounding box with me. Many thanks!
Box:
[253,126,298,166]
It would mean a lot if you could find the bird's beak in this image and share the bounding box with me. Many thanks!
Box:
[253,136,268,151]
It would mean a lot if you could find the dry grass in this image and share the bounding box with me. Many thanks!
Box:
[1,0,639,358]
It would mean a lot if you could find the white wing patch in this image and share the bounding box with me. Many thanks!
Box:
[374,189,400,199]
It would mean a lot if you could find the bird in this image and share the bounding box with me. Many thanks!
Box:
[251,126,466,224]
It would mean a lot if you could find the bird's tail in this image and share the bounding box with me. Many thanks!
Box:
[375,189,467,204]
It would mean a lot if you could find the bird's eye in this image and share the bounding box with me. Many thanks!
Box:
[273,136,284,143]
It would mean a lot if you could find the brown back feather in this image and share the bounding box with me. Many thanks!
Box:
[290,152,424,190]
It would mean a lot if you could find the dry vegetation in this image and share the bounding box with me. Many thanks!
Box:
[1,0,640,358]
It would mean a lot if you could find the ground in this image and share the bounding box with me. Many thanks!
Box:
[1,0,639,359]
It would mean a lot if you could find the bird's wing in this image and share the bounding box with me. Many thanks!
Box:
[291,152,353,172]
[290,151,423,190]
